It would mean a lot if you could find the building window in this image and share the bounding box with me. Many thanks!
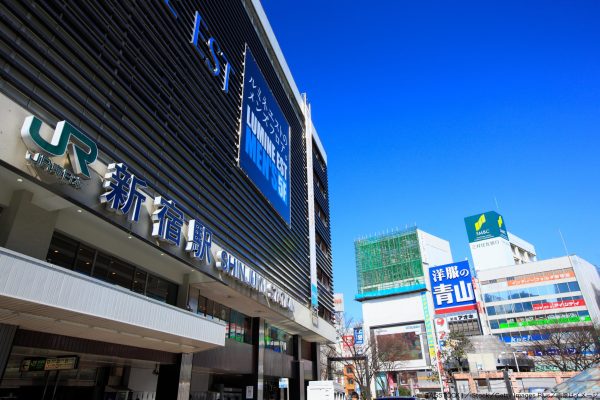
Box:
[315,202,328,227]
[197,294,253,344]
[316,233,330,257]
[46,232,178,305]
[314,172,327,199]
[264,322,293,355]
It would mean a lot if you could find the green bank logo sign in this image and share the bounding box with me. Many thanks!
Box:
[464,211,508,243]
[21,116,98,189]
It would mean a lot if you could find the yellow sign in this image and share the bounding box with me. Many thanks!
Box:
[475,214,486,231]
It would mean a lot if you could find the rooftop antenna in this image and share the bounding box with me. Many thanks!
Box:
[558,229,570,256]
[494,196,500,211]
[559,229,575,268]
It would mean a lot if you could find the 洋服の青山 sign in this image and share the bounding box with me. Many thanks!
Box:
[429,260,477,314]
[239,48,291,224]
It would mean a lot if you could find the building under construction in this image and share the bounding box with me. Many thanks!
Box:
[354,227,453,394]
[355,227,451,300]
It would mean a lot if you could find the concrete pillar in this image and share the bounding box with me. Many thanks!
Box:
[312,342,321,381]
[252,317,265,400]
[0,190,58,260]
[177,274,191,310]
[155,353,193,400]
[291,335,305,400]
[0,324,17,381]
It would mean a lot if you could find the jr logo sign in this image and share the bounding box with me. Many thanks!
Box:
[21,116,98,188]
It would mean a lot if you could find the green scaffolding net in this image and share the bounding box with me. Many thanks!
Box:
[355,228,424,297]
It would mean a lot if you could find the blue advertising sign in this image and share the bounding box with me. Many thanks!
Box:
[429,261,476,313]
[354,327,364,345]
[239,48,291,224]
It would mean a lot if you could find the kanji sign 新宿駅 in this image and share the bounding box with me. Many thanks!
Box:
[429,261,476,314]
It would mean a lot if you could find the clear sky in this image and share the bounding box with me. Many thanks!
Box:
[260,0,600,321]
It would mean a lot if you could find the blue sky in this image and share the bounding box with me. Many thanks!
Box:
[261,0,600,321]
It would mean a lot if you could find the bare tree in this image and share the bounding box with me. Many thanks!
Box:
[324,316,411,400]
[439,331,473,373]
[527,323,600,371]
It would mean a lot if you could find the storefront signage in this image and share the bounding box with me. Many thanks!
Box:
[464,211,508,243]
[532,299,585,311]
[216,250,294,311]
[342,335,354,349]
[498,314,591,329]
[434,317,449,348]
[163,0,233,93]
[98,161,292,310]
[429,261,476,313]
[502,334,549,343]
[354,327,364,345]
[239,48,291,224]
[508,270,575,287]
[21,116,98,188]
[278,378,289,389]
[20,356,79,372]
[446,312,477,322]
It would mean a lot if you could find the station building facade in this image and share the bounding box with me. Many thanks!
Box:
[0,1,335,399]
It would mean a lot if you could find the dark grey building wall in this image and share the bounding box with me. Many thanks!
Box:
[0,0,312,304]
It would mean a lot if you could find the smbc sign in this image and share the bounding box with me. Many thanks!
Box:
[464,211,508,243]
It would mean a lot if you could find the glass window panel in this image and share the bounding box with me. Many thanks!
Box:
[108,259,134,290]
[557,283,569,293]
[487,307,496,316]
[514,303,524,313]
[46,233,78,269]
[198,295,207,316]
[523,302,533,311]
[74,244,95,276]
[132,269,147,294]
[214,303,223,322]
[568,281,580,292]
[243,316,252,344]
[146,275,170,303]
[92,253,114,283]
[205,299,215,318]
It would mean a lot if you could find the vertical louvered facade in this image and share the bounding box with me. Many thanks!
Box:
[0,1,335,399]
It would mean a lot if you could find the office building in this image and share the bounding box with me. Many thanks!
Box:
[0,1,335,399]
[355,227,452,395]
[465,211,536,272]
[478,256,600,347]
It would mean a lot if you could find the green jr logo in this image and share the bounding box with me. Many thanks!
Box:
[21,115,98,179]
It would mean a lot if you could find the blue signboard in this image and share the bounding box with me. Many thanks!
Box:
[354,327,364,345]
[239,48,291,224]
[429,260,476,312]
[501,334,550,343]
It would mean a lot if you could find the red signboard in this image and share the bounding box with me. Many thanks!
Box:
[342,335,354,349]
[532,299,585,311]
